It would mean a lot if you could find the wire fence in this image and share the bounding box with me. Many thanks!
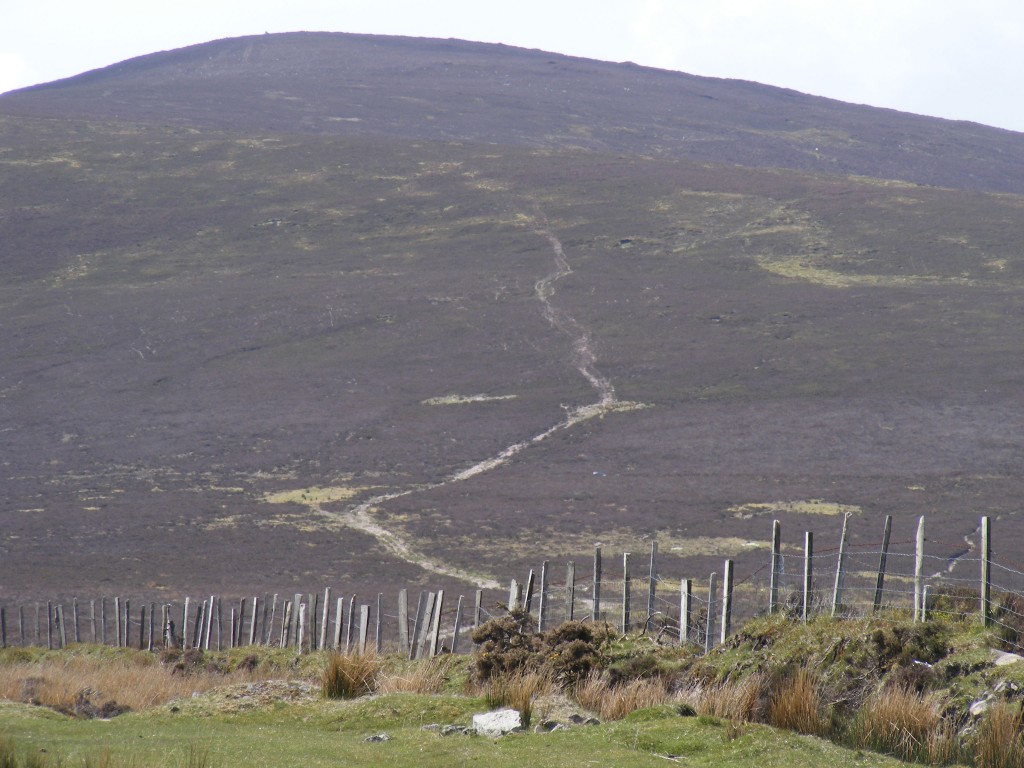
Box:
[3,514,1021,656]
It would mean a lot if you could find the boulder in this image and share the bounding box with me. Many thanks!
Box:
[472,708,523,737]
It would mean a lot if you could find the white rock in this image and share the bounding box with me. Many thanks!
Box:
[992,650,1024,666]
[472,708,523,737]
[970,698,991,718]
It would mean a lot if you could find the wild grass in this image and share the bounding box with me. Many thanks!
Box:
[849,685,963,765]
[766,668,831,737]
[472,668,554,727]
[378,655,458,694]
[572,672,672,721]
[974,703,1024,768]
[320,651,383,699]
[684,673,767,723]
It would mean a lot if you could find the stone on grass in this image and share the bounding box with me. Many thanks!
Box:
[472,708,523,737]
[364,733,390,743]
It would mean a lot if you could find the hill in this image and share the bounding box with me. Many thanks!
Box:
[1,32,1023,602]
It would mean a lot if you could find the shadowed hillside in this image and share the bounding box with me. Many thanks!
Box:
[1,33,1022,602]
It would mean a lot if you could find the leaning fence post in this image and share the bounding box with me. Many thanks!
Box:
[565,561,576,622]
[409,592,427,660]
[415,592,436,660]
[981,516,992,627]
[803,532,813,622]
[832,513,851,617]
[872,515,893,613]
[523,570,536,614]
[429,591,444,658]
[451,595,464,654]
[721,559,734,644]
[647,540,658,626]
[680,578,691,646]
[593,546,602,622]
[319,588,331,652]
[537,561,550,631]
[705,573,717,654]
[914,516,925,622]
[622,552,632,633]
[769,520,782,614]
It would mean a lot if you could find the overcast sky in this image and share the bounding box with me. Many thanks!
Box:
[2,0,1022,133]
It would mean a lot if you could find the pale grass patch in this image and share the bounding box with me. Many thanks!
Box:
[974,702,1024,768]
[379,656,457,695]
[766,668,830,737]
[682,673,767,722]
[321,651,384,700]
[0,655,273,712]
[572,672,672,721]
[850,685,963,764]
[472,669,554,728]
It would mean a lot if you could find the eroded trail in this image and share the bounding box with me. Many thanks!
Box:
[299,208,646,587]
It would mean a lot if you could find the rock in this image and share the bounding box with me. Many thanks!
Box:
[364,733,390,743]
[992,650,1024,667]
[534,720,564,733]
[568,713,601,726]
[472,708,522,737]
[970,698,991,718]
[440,725,472,736]
[420,724,441,731]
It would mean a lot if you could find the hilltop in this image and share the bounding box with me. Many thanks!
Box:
[1,32,1023,603]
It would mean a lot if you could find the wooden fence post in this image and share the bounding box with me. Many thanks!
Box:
[680,578,691,646]
[180,598,189,650]
[593,546,602,622]
[523,570,535,614]
[981,516,992,627]
[291,594,302,646]
[872,515,893,613]
[229,607,236,649]
[0,608,5,648]
[914,516,925,622]
[415,592,436,660]
[148,603,155,651]
[249,598,259,647]
[345,596,356,653]
[216,597,223,651]
[124,600,131,650]
[90,600,96,644]
[280,601,292,648]
[832,513,851,617]
[769,520,782,614]
[537,561,550,631]
[565,561,576,622]
[429,591,444,658]
[375,593,384,653]
[19,606,25,647]
[409,591,426,660]
[297,603,306,653]
[397,590,409,654]
[138,604,145,649]
[451,595,465,654]
[319,588,331,652]
[721,560,734,644]
[803,531,813,622]
[57,605,66,649]
[705,573,717,654]
[358,605,370,653]
[508,580,519,611]
[267,594,278,646]
[261,594,270,646]
[113,598,121,649]
[101,598,107,646]
[309,593,318,650]
[335,597,345,650]
[647,540,658,627]
[622,552,632,633]
[473,589,483,629]
[73,598,80,644]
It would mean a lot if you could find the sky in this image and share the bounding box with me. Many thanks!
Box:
[2,0,1023,133]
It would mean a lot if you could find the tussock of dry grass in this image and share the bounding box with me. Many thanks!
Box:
[0,654,272,713]
[850,685,962,765]
[472,668,554,727]
[378,655,456,694]
[975,703,1024,768]
[684,673,767,723]
[321,651,383,699]
[766,668,830,737]
[572,672,672,720]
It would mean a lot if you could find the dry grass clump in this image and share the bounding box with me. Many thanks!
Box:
[472,668,554,727]
[0,653,270,715]
[766,668,831,737]
[379,655,457,694]
[684,673,767,723]
[974,703,1024,768]
[849,685,963,765]
[321,651,383,699]
[572,671,672,721]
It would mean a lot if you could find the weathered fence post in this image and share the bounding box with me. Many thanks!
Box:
[138,604,145,649]
[872,515,893,613]
[832,513,851,617]
[922,585,930,622]
[261,594,270,646]
[769,520,782,614]
[451,595,464,654]
[647,540,658,627]
[415,592,436,660]
[291,594,302,647]
[180,598,189,650]
[124,599,131,650]
[721,559,734,644]
[537,560,550,631]
[148,603,155,651]
[249,597,259,647]
[57,605,66,649]
[229,607,236,649]
[409,591,426,660]
[358,605,370,653]
[981,516,992,627]
[680,578,691,646]
[523,570,535,614]
[705,573,717,654]
[319,588,331,652]
[113,598,122,648]
[309,593,318,650]
[266,594,278,646]
[803,531,813,622]
[565,561,576,622]
[397,590,409,654]
[280,601,292,648]
[622,552,632,633]
[297,603,306,653]
[375,593,384,654]
[73,598,80,644]
[345,595,356,653]
[216,597,223,651]
[101,598,107,646]
[90,600,96,644]
[429,591,444,658]
[593,546,602,622]
[473,589,483,629]
[914,516,925,622]
[335,597,345,650]
[507,580,519,611]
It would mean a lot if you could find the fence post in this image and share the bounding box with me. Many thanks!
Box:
[124,599,131,650]
[538,561,550,631]
[20,606,25,647]
[73,598,80,644]
[451,595,465,654]
[148,603,155,651]
[429,591,444,657]
[559,561,574,623]
[922,585,930,622]
[473,589,483,629]
[832,513,851,617]
[679,578,691,646]
[57,605,66,649]
[705,572,717,654]
[249,597,259,647]
[872,515,893,613]
[416,592,436,660]
[359,605,370,653]
[508,579,519,611]
[1,608,6,648]
[769,520,782,614]
[267,594,278,646]
[90,600,96,643]
[721,559,734,644]
[647,540,658,626]
[981,516,992,627]
[914,516,925,622]
[101,598,107,646]
[345,596,356,653]
[523,570,535,614]
[409,591,426,660]
[335,597,346,650]
[622,552,632,633]
[318,588,330,651]
[376,593,384,653]
[297,603,306,653]
[803,531,813,622]
[280,601,292,648]
[593,546,602,622]
[180,598,189,650]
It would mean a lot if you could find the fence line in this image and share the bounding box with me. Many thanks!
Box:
[1,515,1019,656]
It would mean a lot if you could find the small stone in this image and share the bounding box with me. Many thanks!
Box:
[568,714,586,724]
[582,717,601,726]
[970,698,991,718]
[535,720,565,733]
[993,651,1024,667]
[440,725,470,736]
[364,733,390,743]
[420,724,441,731]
